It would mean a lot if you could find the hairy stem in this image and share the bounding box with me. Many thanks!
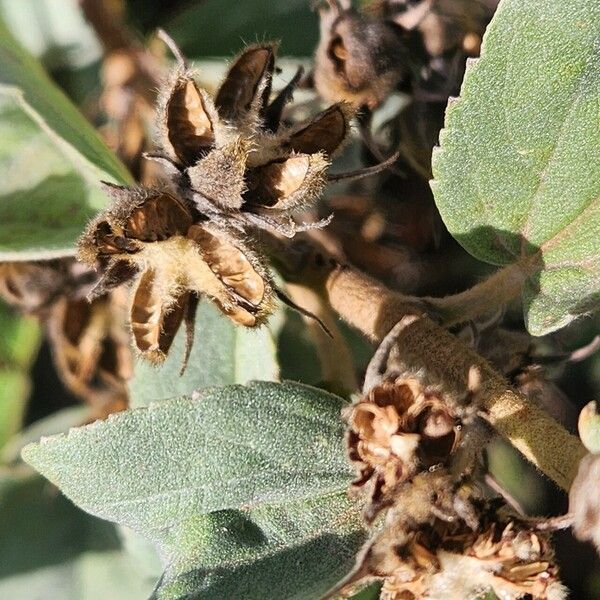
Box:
[286,282,358,395]
[275,243,585,490]
[424,255,540,326]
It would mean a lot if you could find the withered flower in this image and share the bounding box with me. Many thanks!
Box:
[368,0,496,59]
[79,36,351,367]
[326,471,564,600]
[346,377,461,518]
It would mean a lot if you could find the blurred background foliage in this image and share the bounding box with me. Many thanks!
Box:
[0,0,598,598]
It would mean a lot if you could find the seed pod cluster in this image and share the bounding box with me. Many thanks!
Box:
[0,259,131,416]
[373,475,562,600]
[79,37,352,366]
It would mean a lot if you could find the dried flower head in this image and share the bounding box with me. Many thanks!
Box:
[326,471,564,600]
[47,289,132,416]
[368,0,495,58]
[0,259,96,315]
[79,34,350,367]
[346,376,462,518]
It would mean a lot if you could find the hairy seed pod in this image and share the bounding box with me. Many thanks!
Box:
[78,183,274,366]
[79,37,353,366]
[314,0,409,108]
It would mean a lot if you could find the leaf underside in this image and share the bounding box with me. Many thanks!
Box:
[431,0,600,335]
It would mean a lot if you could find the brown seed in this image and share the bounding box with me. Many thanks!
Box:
[188,224,265,307]
[125,193,193,241]
[245,155,311,207]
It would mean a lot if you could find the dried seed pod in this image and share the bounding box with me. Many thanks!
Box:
[313,0,410,108]
[47,290,132,417]
[78,183,274,366]
[326,471,564,600]
[0,257,132,415]
[80,36,347,366]
[151,34,353,238]
[372,0,495,57]
[0,259,95,315]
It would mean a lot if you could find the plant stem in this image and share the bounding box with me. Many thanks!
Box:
[275,243,585,490]
[424,255,540,326]
[285,282,359,396]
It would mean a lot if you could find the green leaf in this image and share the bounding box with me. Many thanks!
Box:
[0,302,41,450]
[129,300,280,407]
[155,494,363,600]
[166,0,318,57]
[0,468,157,600]
[348,583,382,600]
[23,381,364,599]
[0,18,131,258]
[0,18,128,184]
[431,0,600,335]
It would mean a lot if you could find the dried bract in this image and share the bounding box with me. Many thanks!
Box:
[346,377,461,517]
[327,472,564,600]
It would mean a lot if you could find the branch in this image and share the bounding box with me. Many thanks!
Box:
[286,282,359,396]
[423,256,540,326]
[273,242,586,490]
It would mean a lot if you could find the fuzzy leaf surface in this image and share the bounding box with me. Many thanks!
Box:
[0,469,156,600]
[431,0,600,335]
[0,18,130,258]
[23,381,364,599]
